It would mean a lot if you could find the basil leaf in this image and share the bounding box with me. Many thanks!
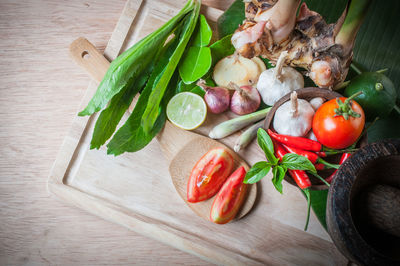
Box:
[78,1,194,116]
[244,161,271,184]
[179,46,212,84]
[142,3,201,133]
[210,34,235,65]
[257,128,278,165]
[281,153,316,173]
[193,14,212,47]
[271,165,287,194]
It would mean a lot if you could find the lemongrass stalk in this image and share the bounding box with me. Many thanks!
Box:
[234,120,265,152]
[209,108,271,139]
[335,0,371,55]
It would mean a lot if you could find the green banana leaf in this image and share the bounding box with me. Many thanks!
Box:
[217,0,400,231]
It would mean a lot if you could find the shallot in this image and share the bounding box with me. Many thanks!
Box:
[197,79,230,114]
[229,82,261,115]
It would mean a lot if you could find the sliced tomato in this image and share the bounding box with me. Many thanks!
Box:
[187,148,234,203]
[210,166,248,224]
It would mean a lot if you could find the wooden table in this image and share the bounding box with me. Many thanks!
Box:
[0,0,232,264]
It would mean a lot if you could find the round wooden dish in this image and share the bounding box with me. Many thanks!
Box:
[326,139,400,265]
[264,87,366,190]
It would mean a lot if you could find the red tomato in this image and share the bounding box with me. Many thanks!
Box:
[312,97,365,149]
[187,148,234,203]
[210,166,248,224]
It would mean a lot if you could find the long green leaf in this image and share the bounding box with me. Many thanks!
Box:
[78,0,194,116]
[141,1,201,133]
[106,35,181,155]
[90,71,148,149]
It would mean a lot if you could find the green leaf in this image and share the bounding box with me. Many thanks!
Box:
[281,153,316,173]
[301,189,329,230]
[142,3,201,133]
[190,86,205,97]
[179,46,212,84]
[257,128,278,165]
[216,0,245,39]
[271,165,287,194]
[78,1,194,116]
[177,79,196,93]
[244,161,271,184]
[193,14,212,47]
[106,32,180,155]
[210,34,235,65]
[90,70,149,149]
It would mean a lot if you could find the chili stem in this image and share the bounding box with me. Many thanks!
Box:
[316,158,340,169]
[303,188,311,231]
[308,171,331,187]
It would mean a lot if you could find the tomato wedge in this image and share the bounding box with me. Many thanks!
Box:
[187,148,234,203]
[210,166,248,224]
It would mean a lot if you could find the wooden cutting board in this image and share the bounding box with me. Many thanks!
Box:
[48,0,347,264]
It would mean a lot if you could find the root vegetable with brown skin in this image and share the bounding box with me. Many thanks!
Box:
[232,0,371,89]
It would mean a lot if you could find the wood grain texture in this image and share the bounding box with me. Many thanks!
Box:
[0,0,216,264]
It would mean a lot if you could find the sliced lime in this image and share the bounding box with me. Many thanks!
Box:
[166,92,207,130]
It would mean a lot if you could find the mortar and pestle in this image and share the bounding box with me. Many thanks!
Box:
[265,88,400,264]
[327,139,400,265]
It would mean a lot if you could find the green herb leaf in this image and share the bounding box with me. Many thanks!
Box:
[209,34,235,65]
[142,2,201,133]
[244,161,271,184]
[281,153,316,173]
[177,79,196,93]
[257,128,278,165]
[193,14,212,47]
[179,46,212,84]
[271,165,287,194]
[78,1,194,116]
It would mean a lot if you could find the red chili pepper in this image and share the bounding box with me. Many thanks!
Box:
[314,163,325,171]
[315,151,327,157]
[268,129,322,152]
[325,153,352,184]
[282,144,340,170]
[273,140,312,190]
[273,140,312,230]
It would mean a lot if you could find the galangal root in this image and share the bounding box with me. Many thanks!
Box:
[232,0,370,89]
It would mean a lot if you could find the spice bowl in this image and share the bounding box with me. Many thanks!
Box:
[264,87,367,190]
[326,139,400,265]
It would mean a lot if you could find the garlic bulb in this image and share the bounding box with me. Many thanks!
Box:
[257,51,304,106]
[309,97,325,111]
[273,91,314,137]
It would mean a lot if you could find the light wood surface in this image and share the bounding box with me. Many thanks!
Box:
[0,0,233,265]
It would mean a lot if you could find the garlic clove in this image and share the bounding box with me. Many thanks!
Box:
[309,97,325,111]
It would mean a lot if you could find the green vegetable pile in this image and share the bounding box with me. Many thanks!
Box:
[79,0,240,156]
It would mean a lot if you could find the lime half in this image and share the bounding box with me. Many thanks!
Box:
[167,92,207,130]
